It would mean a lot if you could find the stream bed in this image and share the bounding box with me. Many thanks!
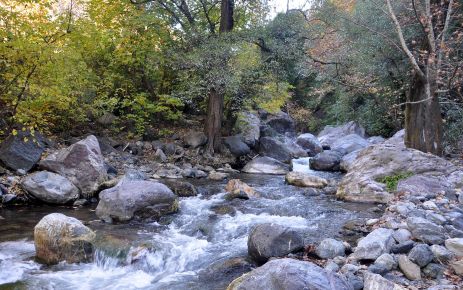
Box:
[0,170,379,290]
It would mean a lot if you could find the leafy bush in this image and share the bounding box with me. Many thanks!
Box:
[377,172,413,192]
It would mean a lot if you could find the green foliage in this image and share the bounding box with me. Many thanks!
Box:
[377,172,413,192]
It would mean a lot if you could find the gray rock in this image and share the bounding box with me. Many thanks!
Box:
[363,272,406,290]
[340,149,361,172]
[296,133,323,156]
[375,253,397,271]
[208,171,229,181]
[224,135,250,157]
[124,169,147,181]
[96,112,116,126]
[96,179,178,222]
[227,258,352,290]
[345,273,363,290]
[242,157,289,175]
[310,150,343,171]
[430,245,454,263]
[198,257,254,289]
[407,217,445,245]
[332,134,369,155]
[285,172,328,188]
[0,130,45,172]
[397,255,421,280]
[391,241,415,254]
[154,149,167,163]
[39,135,107,198]
[318,121,366,148]
[34,213,95,265]
[264,111,296,135]
[316,238,346,259]
[160,180,198,197]
[325,260,340,272]
[233,111,260,147]
[183,131,207,148]
[445,238,463,256]
[352,228,394,260]
[393,229,412,243]
[247,223,304,264]
[368,263,389,274]
[258,137,293,163]
[408,244,433,267]
[22,171,79,204]
[368,136,386,144]
[397,175,453,199]
[423,263,445,279]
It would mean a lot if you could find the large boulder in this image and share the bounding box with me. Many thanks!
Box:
[183,131,207,148]
[39,135,107,198]
[224,135,251,157]
[34,213,95,265]
[263,111,296,135]
[340,150,361,172]
[258,137,292,163]
[242,157,289,175]
[331,134,369,154]
[0,130,45,172]
[96,179,178,223]
[318,121,367,148]
[233,111,260,148]
[22,171,79,204]
[285,171,328,188]
[296,133,323,156]
[336,143,458,203]
[397,175,454,199]
[227,258,352,290]
[351,228,394,260]
[310,150,343,171]
[247,223,304,264]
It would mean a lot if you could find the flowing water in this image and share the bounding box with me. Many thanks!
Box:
[0,167,378,290]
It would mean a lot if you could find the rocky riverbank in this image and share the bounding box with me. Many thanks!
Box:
[1,110,462,289]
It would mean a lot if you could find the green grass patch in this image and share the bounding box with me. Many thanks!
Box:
[377,172,414,192]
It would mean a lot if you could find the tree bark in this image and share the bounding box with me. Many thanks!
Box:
[404,72,443,155]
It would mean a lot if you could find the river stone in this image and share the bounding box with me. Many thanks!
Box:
[407,217,445,245]
[408,244,433,267]
[397,255,421,280]
[375,253,397,271]
[183,131,207,148]
[258,137,293,163]
[393,229,412,243]
[337,143,458,203]
[208,171,229,181]
[340,149,361,172]
[199,257,254,289]
[39,135,107,198]
[445,238,463,256]
[352,228,394,260]
[363,272,406,290]
[224,135,251,157]
[22,171,79,204]
[160,180,198,197]
[34,213,95,265]
[247,223,304,264]
[317,121,367,148]
[296,133,323,156]
[285,171,328,188]
[242,157,289,175]
[227,258,352,290]
[225,179,259,199]
[422,263,445,279]
[96,179,178,222]
[0,130,45,172]
[430,245,454,263]
[316,238,346,259]
[310,150,343,171]
[391,241,415,254]
[450,260,463,275]
[233,111,260,148]
[331,134,369,155]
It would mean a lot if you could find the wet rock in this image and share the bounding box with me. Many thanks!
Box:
[242,157,289,175]
[391,241,415,254]
[408,244,433,267]
[208,171,229,181]
[39,135,107,198]
[183,131,207,148]
[227,258,352,290]
[285,171,328,188]
[34,213,95,265]
[423,263,445,279]
[336,143,458,203]
[22,171,79,204]
[317,121,366,148]
[224,135,250,157]
[445,238,463,256]
[363,272,406,290]
[430,245,454,263]
[0,130,45,172]
[352,228,394,260]
[340,149,361,172]
[331,134,369,155]
[199,257,254,289]
[407,217,445,245]
[316,238,346,259]
[160,180,198,197]
[247,223,304,264]
[310,150,343,171]
[258,137,293,163]
[233,111,260,148]
[296,133,323,156]
[225,179,258,199]
[96,179,178,222]
[397,255,421,280]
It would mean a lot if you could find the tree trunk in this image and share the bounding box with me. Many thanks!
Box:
[404,72,443,155]
[204,0,234,154]
[205,88,224,153]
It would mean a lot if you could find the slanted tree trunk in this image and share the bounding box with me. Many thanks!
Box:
[204,0,234,154]
[404,71,443,155]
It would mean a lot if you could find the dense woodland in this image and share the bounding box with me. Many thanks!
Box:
[1,0,462,154]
